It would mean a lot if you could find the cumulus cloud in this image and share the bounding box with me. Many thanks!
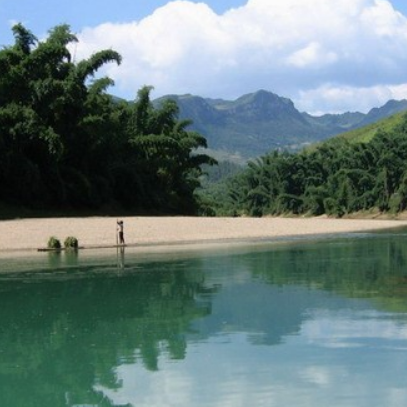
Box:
[73,0,407,113]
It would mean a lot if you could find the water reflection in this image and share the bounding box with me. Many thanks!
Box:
[0,231,407,406]
[117,246,125,270]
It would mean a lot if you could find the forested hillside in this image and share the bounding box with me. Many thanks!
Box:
[199,114,407,217]
[157,91,407,160]
[0,24,214,217]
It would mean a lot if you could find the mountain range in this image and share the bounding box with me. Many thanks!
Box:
[154,90,407,161]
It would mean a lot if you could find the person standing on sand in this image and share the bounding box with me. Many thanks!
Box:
[117,220,125,245]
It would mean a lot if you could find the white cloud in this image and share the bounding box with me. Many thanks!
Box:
[73,0,407,113]
[296,84,395,114]
[286,42,338,68]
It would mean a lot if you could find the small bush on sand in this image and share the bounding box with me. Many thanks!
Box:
[64,236,79,250]
[47,236,61,249]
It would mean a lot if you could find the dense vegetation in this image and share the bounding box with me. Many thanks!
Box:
[201,115,407,217]
[4,23,407,219]
[0,24,214,216]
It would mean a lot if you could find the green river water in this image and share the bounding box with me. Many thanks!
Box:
[0,228,407,407]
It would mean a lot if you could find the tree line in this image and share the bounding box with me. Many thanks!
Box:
[0,24,215,216]
[4,24,407,219]
[201,116,407,217]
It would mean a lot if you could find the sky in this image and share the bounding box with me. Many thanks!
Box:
[2,0,407,114]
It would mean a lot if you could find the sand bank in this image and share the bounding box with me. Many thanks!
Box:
[0,216,407,253]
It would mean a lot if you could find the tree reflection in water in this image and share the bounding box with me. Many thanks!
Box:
[1,230,407,406]
[0,258,216,407]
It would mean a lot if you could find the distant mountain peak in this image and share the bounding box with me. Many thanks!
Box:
[233,89,292,106]
[221,90,303,123]
[152,90,407,160]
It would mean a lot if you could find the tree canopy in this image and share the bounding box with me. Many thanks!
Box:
[0,24,215,216]
[201,115,407,217]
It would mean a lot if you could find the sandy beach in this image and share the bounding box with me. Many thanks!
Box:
[1,216,407,253]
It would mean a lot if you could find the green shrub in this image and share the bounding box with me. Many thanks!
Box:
[47,236,61,249]
[64,236,79,250]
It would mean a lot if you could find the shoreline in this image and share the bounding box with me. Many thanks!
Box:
[1,216,407,256]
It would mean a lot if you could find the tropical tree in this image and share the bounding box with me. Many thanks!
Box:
[1,24,215,215]
[125,86,216,212]
[204,113,407,217]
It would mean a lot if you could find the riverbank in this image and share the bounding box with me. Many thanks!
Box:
[1,216,407,253]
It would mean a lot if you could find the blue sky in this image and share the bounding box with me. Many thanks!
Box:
[2,0,407,114]
[0,0,246,41]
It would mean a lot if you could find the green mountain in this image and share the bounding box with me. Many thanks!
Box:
[154,90,407,160]
[328,109,407,144]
